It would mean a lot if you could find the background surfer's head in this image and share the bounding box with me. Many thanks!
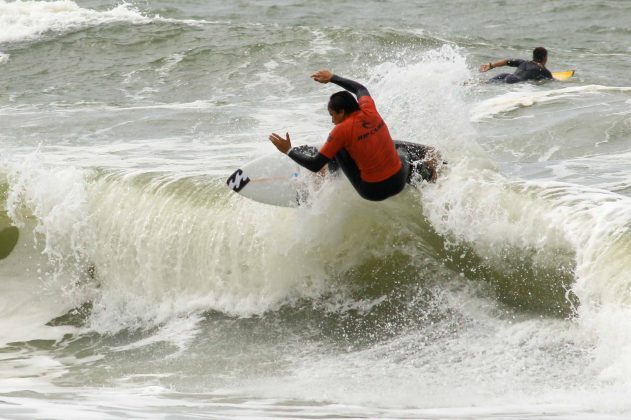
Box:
[533,47,548,64]
[328,91,359,125]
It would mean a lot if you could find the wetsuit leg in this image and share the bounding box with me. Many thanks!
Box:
[357,166,407,201]
[333,149,363,192]
[504,74,521,84]
[489,73,511,82]
[333,148,407,201]
[489,73,521,84]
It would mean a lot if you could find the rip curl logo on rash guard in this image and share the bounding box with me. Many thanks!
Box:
[357,120,384,141]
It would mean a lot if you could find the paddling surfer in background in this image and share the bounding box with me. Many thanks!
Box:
[480,47,553,83]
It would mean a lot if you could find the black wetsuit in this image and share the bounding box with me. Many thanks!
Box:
[490,59,553,84]
[290,141,434,201]
[287,75,412,202]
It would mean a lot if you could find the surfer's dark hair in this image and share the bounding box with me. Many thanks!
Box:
[533,47,547,63]
[328,91,360,114]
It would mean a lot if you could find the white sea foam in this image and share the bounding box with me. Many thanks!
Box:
[471,85,631,122]
[360,47,631,387]
[108,314,203,355]
[83,172,419,332]
[0,0,211,45]
[4,0,631,416]
[0,212,77,346]
[0,0,152,44]
[370,44,483,162]
[423,161,631,384]
[0,47,487,351]
[2,43,631,408]
[3,47,629,371]
[0,153,97,347]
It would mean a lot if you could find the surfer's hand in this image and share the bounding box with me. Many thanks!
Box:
[479,63,491,72]
[311,70,333,84]
[269,132,292,154]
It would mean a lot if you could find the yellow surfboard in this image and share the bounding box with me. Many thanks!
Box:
[552,70,575,81]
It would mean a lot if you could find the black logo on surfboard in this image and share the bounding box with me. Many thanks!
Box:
[226,169,250,192]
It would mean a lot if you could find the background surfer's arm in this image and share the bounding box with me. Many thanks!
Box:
[287,149,330,172]
[330,75,370,98]
[505,59,524,67]
[481,59,519,72]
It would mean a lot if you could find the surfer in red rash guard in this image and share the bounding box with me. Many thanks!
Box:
[269,69,438,201]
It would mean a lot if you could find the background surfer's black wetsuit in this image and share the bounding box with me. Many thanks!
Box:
[287,75,429,201]
[490,59,553,84]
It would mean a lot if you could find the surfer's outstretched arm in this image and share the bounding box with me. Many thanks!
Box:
[480,59,524,72]
[269,132,329,172]
[288,149,329,172]
[311,70,370,99]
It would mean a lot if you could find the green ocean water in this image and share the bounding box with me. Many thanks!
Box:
[2,0,631,418]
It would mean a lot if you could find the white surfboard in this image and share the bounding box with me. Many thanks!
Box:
[226,151,316,207]
[226,141,436,207]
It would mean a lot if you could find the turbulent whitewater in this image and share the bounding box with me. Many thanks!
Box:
[2,0,631,418]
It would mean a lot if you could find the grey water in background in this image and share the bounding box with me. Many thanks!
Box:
[1,0,631,418]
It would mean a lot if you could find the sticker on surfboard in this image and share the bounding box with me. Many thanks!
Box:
[226,169,250,192]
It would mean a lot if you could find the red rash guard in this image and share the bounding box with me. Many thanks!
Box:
[319,96,401,183]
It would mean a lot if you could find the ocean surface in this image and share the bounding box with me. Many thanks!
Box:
[1,0,631,418]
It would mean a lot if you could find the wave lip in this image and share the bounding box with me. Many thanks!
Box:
[0,0,157,45]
